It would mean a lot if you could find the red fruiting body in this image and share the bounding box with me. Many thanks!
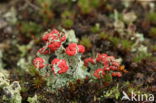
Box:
[42,29,66,44]
[58,60,69,74]
[116,72,122,77]
[51,58,60,65]
[96,53,111,68]
[51,59,69,74]
[107,56,115,61]
[38,47,51,54]
[111,72,116,77]
[93,68,105,79]
[33,57,45,69]
[42,33,49,41]
[103,67,110,71]
[112,61,120,67]
[48,42,61,52]
[84,58,95,66]
[110,66,118,70]
[96,53,108,63]
[42,29,60,42]
[111,72,122,77]
[60,35,66,42]
[65,43,77,56]
[78,45,85,53]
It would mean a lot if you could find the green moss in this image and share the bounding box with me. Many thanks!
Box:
[80,37,92,49]
[36,0,54,24]
[78,0,100,14]
[19,22,43,37]
[57,0,70,4]
[28,66,39,76]
[21,86,28,93]
[147,12,156,23]
[90,0,101,8]
[109,36,120,47]
[36,0,53,8]
[99,32,109,39]
[78,0,91,14]
[109,37,133,51]
[133,52,151,63]
[61,10,74,28]
[151,57,156,62]
[62,19,73,28]
[91,23,100,33]
[150,45,156,52]
[149,27,156,38]
[61,10,74,19]
[104,73,112,83]
[121,39,133,51]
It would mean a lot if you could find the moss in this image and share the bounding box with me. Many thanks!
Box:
[109,37,133,51]
[61,10,74,19]
[133,52,151,63]
[36,0,53,8]
[121,39,133,51]
[150,45,156,52]
[90,0,101,8]
[20,86,28,93]
[19,22,43,37]
[104,73,112,83]
[91,23,100,33]
[147,12,156,23]
[78,0,91,14]
[32,75,45,89]
[61,10,74,29]
[36,0,54,24]
[99,32,109,39]
[149,27,156,38]
[62,19,73,28]
[80,37,92,49]
[78,0,100,14]
[109,36,120,47]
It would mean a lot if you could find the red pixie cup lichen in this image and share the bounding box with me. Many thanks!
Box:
[103,67,110,71]
[51,58,69,74]
[32,28,125,91]
[116,72,122,77]
[48,42,61,52]
[78,45,85,53]
[42,29,60,42]
[112,72,122,77]
[84,58,95,66]
[96,53,108,63]
[60,35,66,42]
[38,47,51,54]
[51,58,60,65]
[42,29,66,45]
[33,57,45,69]
[93,68,105,79]
[65,43,77,56]
[112,61,120,67]
[110,66,118,71]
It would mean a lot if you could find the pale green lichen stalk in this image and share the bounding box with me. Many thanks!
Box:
[27,94,39,103]
[0,49,22,103]
[0,72,22,103]
[3,81,22,103]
